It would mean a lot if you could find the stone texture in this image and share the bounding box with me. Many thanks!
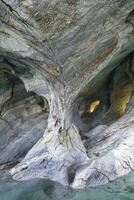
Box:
[0,0,134,189]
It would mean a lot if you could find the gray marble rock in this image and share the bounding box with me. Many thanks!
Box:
[0,0,134,189]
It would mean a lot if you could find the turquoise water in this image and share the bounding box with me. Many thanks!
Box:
[0,172,134,200]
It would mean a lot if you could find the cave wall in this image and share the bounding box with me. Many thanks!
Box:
[0,0,134,189]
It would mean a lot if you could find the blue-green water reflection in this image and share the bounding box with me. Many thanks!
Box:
[0,172,134,200]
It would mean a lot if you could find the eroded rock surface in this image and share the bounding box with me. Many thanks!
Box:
[0,0,134,188]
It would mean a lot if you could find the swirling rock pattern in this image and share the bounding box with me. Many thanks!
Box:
[0,0,134,189]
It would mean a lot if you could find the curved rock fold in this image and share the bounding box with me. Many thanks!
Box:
[0,0,134,189]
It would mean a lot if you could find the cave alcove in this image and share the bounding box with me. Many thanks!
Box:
[0,67,49,169]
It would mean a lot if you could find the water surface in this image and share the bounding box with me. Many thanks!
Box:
[0,172,134,200]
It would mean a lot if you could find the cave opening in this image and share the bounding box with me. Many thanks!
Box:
[73,53,134,157]
[0,66,49,169]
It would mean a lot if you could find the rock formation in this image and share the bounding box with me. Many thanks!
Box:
[0,0,134,189]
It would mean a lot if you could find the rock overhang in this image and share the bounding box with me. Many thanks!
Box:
[0,0,134,189]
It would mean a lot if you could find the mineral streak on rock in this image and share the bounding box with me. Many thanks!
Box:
[0,0,134,189]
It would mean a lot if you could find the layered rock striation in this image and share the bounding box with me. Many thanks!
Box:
[0,0,134,188]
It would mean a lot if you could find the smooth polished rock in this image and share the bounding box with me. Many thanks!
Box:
[0,0,134,189]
